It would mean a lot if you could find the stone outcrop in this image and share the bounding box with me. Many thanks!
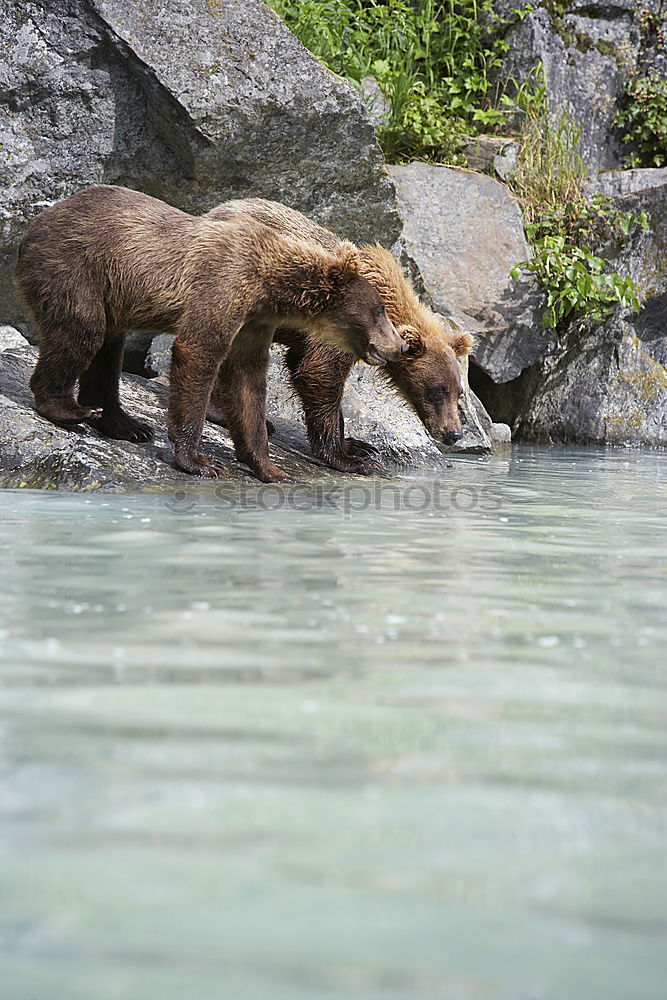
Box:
[515,313,667,447]
[1,339,468,492]
[500,1,667,173]
[387,155,666,451]
[0,341,250,491]
[462,135,519,181]
[478,171,667,447]
[0,0,401,335]
[585,166,667,199]
[517,174,667,446]
[388,162,548,383]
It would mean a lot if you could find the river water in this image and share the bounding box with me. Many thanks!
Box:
[1,446,665,1000]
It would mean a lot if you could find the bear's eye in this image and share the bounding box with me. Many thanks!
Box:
[427,385,446,406]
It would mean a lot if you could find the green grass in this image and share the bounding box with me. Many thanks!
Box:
[266,2,647,332]
[265,0,531,163]
[508,68,646,329]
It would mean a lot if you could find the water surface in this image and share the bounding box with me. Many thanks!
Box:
[1,446,666,999]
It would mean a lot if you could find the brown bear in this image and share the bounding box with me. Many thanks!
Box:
[205,199,473,473]
[13,185,408,481]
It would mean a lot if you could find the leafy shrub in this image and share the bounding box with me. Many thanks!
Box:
[511,234,642,328]
[615,72,667,168]
[265,0,530,163]
[511,196,647,329]
[509,68,647,328]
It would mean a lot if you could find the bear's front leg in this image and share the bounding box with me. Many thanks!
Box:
[207,389,276,439]
[305,409,384,476]
[168,336,227,478]
[283,337,385,475]
[216,332,290,484]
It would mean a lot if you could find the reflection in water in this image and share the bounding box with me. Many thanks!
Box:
[1,447,666,1000]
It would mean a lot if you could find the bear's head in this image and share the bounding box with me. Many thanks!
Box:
[293,242,408,365]
[385,320,473,445]
[356,245,473,445]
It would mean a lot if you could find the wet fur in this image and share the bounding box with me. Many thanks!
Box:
[206,199,473,474]
[13,185,402,481]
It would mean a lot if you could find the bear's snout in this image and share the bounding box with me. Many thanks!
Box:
[364,344,387,366]
[366,321,409,365]
[442,428,462,445]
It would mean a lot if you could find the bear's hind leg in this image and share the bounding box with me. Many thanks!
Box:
[78,334,153,443]
[30,322,105,426]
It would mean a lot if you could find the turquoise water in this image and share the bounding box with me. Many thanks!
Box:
[1,446,666,1000]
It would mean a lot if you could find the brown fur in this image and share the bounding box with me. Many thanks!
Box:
[206,199,473,473]
[13,185,406,481]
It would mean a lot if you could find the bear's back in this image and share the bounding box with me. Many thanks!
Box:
[206,198,342,253]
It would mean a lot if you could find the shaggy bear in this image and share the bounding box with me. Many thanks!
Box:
[205,199,473,474]
[13,185,407,481]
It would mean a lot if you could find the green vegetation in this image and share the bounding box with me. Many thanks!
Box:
[510,211,645,329]
[615,72,667,168]
[540,0,574,46]
[508,68,646,328]
[266,2,647,330]
[265,0,532,163]
[614,7,667,167]
[505,67,585,225]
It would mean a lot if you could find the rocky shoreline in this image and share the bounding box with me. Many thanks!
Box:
[1,0,665,492]
[0,328,514,492]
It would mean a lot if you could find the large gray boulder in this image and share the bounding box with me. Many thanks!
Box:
[500,1,667,172]
[388,162,547,383]
[585,167,667,199]
[0,0,401,334]
[511,175,667,446]
[0,326,30,352]
[516,312,667,446]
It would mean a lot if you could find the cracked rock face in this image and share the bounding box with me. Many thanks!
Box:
[388,162,548,384]
[515,315,667,447]
[514,175,667,446]
[0,0,401,335]
[500,2,667,173]
[586,167,667,199]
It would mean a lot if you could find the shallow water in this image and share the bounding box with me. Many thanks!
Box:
[1,446,666,1000]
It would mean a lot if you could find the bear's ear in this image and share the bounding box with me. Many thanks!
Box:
[398,324,426,358]
[449,330,474,357]
[295,243,361,313]
[326,242,360,285]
